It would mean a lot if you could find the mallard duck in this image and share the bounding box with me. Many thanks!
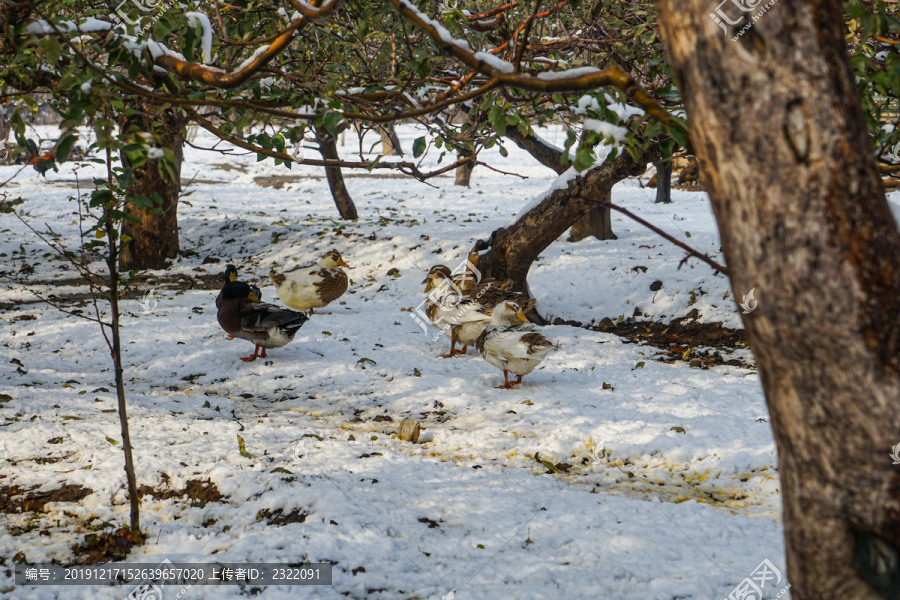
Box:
[475,300,556,389]
[423,269,536,358]
[216,281,309,362]
[270,250,349,313]
[224,264,262,300]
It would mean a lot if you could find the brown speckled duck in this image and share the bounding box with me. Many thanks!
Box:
[270,250,350,313]
[216,281,309,362]
[422,267,536,358]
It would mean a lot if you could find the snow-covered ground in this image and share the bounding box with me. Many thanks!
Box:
[3,123,875,599]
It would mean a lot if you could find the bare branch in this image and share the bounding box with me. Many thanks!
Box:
[581,196,728,275]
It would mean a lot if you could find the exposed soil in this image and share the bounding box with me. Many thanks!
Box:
[138,478,222,503]
[1,270,228,309]
[0,484,93,513]
[554,309,752,369]
[258,507,309,526]
[72,527,145,564]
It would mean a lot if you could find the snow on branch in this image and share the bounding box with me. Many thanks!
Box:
[185,12,213,63]
[26,17,113,34]
[384,0,688,142]
[153,0,343,88]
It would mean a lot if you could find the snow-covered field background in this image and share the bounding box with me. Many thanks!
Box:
[4,123,883,599]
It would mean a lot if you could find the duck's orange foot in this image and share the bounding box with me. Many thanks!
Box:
[227,334,235,339]
[494,371,521,389]
[241,345,264,362]
[439,342,466,358]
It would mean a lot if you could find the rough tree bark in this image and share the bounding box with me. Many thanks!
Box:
[315,125,358,220]
[658,1,900,598]
[474,146,653,320]
[118,103,186,270]
[503,127,618,241]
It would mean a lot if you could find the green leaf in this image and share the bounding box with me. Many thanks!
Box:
[106,436,119,445]
[55,131,79,163]
[412,136,426,158]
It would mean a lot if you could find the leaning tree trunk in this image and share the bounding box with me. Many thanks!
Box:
[118,103,185,270]
[658,1,900,599]
[504,126,619,242]
[315,125,358,220]
[474,146,653,320]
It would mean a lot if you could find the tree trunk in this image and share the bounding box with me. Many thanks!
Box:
[103,150,141,536]
[658,2,900,599]
[455,159,473,187]
[118,104,185,270]
[567,190,617,242]
[505,126,620,242]
[315,125,358,220]
[654,157,672,204]
[474,146,653,321]
[379,124,403,156]
[504,127,567,174]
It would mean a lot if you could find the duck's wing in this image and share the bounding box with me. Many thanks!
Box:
[313,269,348,304]
[239,301,309,332]
[476,287,536,312]
[452,298,491,323]
[487,328,555,359]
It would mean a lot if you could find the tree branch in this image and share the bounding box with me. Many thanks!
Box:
[581,196,728,275]
[383,0,689,143]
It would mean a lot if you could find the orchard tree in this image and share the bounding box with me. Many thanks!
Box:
[657,0,900,597]
[3,0,679,276]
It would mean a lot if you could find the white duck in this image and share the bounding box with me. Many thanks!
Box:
[270,250,350,313]
[475,300,556,389]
